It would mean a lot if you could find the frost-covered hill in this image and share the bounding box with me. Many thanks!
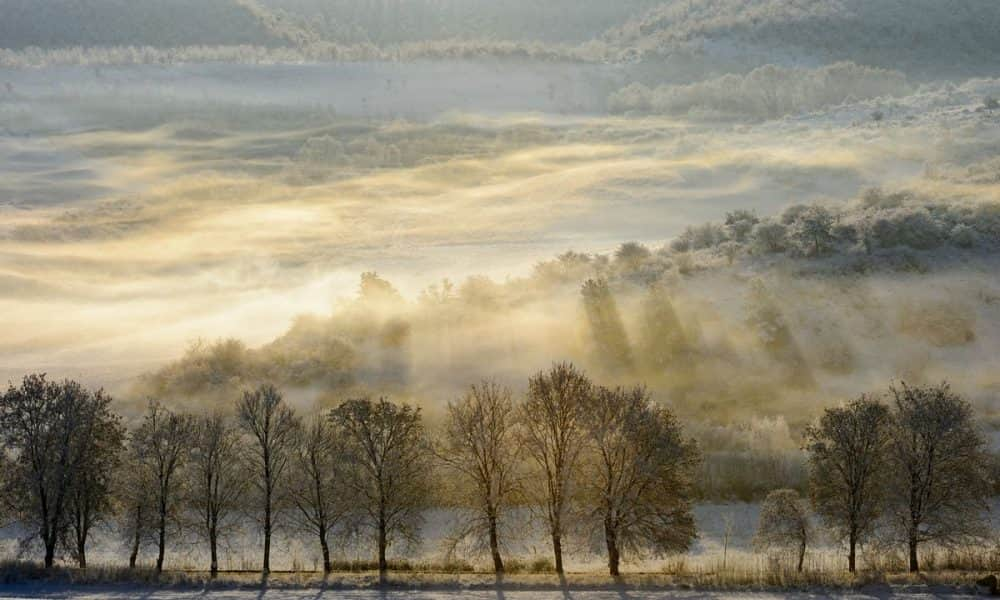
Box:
[0,0,290,49]
[606,0,1000,76]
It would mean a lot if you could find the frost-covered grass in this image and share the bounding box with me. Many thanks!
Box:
[0,558,993,595]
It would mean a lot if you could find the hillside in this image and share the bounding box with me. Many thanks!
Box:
[0,0,288,49]
[260,0,661,45]
[606,0,1000,76]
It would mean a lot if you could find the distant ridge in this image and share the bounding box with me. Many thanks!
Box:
[0,0,289,49]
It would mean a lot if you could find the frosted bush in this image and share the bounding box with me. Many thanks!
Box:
[950,224,978,248]
[751,222,788,254]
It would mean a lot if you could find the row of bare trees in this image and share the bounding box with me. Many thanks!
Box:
[0,363,699,577]
[753,382,991,574]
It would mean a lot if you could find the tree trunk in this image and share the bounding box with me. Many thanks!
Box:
[319,528,331,574]
[908,538,919,573]
[156,507,166,573]
[129,505,142,569]
[263,503,271,574]
[43,536,56,569]
[552,532,564,575]
[209,529,219,577]
[847,530,856,573]
[797,540,805,573]
[488,513,503,574]
[262,457,272,576]
[77,535,87,569]
[604,519,620,577]
[377,516,388,580]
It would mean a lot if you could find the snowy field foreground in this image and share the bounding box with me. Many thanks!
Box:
[0,585,981,600]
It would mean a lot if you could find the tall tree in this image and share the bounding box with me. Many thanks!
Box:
[753,489,812,572]
[0,374,112,568]
[330,397,429,578]
[520,362,591,575]
[66,390,126,568]
[131,400,194,573]
[117,445,155,569]
[237,383,300,575]
[188,413,247,577]
[437,380,522,573]
[288,416,347,574]
[581,385,698,576]
[805,396,890,572]
[886,382,990,572]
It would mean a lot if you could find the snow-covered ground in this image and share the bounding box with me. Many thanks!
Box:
[0,583,980,600]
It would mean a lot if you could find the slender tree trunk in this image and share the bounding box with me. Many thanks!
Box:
[263,509,271,574]
[263,463,272,575]
[378,514,389,583]
[377,515,388,579]
[847,529,857,573]
[488,512,503,574]
[908,538,919,573]
[43,535,56,569]
[604,518,620,577]
[209,528,219,577]
[156,504,167,573]
[129,505,142,569]
[319,528,331,574]
[552,532,564,575]
[77,532,87,569]
[797,540,805,573]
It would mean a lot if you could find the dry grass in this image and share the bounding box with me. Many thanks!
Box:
[0,558,988,593]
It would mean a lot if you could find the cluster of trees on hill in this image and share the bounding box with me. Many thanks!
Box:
[0,39,618,69]
[0,0,285,50]
[754,382,990,574]
[0,364,699,577]
[609,62,909,120]
[1,368,991,576]
[259,0,660,45]
[0,0,648,67]
[606,0,1000,73]
[663,189,1000,268]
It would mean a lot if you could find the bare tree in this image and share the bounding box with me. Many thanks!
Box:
[437,380,522,573]
[66,389,126,568]
[753,489,812,572]
[0,374,116,568]
[288,416,348,574]
[805,395,890,572]
[886,382,990,572]
[581,385,698,576]
[188,413,247,577]
[520,362,591,575]
[237,383,300,575]
[131,400,194,573]
[116,446,155,569]
[330,397,429,578]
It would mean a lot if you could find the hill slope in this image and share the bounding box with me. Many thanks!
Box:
[0,0,288,49]
[607,0,1000,75]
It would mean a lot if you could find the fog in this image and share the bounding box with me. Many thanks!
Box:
[1,1,1000,442]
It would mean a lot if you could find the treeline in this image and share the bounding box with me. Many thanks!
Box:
[0,364,697,577]
[606,0,1000,74]
[0,40,618,69]
[757,382,991,574]
[664,189,1000,269]
[609,62,909,120]
[1,369,991,576]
